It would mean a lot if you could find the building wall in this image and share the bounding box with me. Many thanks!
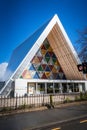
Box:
[14,79,86,96]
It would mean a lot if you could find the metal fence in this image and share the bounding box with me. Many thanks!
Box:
[0,93,80,111]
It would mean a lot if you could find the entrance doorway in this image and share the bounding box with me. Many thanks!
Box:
[27,83,36,95]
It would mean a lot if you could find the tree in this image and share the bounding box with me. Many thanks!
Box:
[76,27,87,61]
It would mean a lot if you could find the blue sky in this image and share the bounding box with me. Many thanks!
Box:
[0,0,87,63]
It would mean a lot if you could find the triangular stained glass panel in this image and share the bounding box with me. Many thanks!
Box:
[33,72,39,79]
[33,63,40,70]
[63,75,66,79]
[57,66,61,71]
[32,56,40,64]
[38,56,43,62]
[56,74,61,79]
[22,70,31,79]
[48,51,54,57]
[59,68,63,72]
[41,58,47,64]
[54,65,59,70]
[45,57,50,63]
[44,41,50,49]
[41,73,47,79]
[59,73,64,79]
[38,71,43,78]
[52,67,57,73]
[37,65,43,71]
[53,73,58,79]
[48,65,54,70]
[45,66,50,71]
[29,71,36,78]
[52,53,56,59]
[41,45,46,50]
[49,72,53,79]
[52,58,57,64]
[45,72,50,78]
[45,52,50,57]
[42,64,47,70]
[22,70,27,77]
[48,46,53,52]
[41,49,47,56]
[29,64,35,71]
[28,64,32,70]
[48,58,53,65]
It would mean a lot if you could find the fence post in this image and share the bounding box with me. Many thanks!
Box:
[50,94,54,108]
[42,94,44,106]
[15,95,18,109]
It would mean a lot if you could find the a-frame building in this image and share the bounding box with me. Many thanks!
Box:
[0,14,86,97]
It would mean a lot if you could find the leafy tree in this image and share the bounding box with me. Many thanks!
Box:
[76,27,87,61]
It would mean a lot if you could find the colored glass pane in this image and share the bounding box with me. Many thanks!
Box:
[22,70,27,77]
[44,40,50,49]
[56,74,60,79]
[48,46,53,51]
[41,49,47,56]
[45,57,50,63]
[45,52,50,57]
[42,64,47,70]
[22,70,31,79]
[48,65,53,70]
[59,68,63,72]
[52,53,56,58]
[41,73,47,79]
[29,71,36,78]
[45,72,50,77]
[41,45,46,50]
[48,51,54,57]
[41,58,47,64]
[37,65,43,71]
[53,73,58,79]
[38,71,43,78]
[29,64,35,71]
[32,56,40,64]
[45,66,50,71]
[33,63,40,70]
[38,56,43,62]
[33,72,39,79]
[52,58,57,64]
[52,67,57,73]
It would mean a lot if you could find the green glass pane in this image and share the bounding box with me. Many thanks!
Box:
[52,58,57,63]
[45,57,50,63]
[37,65,43,71]
[44,43,50,49]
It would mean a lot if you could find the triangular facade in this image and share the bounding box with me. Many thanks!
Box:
[0,14,85,96]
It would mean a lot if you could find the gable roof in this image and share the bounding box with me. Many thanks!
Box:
[6,19,50,74]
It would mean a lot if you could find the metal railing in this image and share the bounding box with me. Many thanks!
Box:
[0,93,79,111]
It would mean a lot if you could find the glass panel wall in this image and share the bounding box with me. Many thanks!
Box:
[47,83,53,93]
[37,83,45,94]
[54,83,60,93]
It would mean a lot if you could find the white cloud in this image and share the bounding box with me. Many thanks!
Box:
[0,62,8,81]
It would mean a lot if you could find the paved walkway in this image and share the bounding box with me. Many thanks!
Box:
[0,101,87,130]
